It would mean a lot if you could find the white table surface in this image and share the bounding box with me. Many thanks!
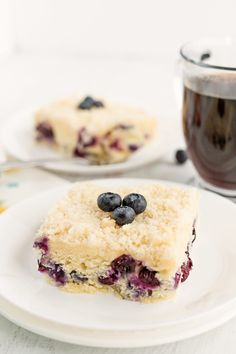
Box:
[0,53,236,353]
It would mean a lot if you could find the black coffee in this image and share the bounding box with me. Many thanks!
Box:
[183,75,236,189]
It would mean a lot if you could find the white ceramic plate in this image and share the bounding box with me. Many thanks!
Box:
[1,108,169,175]
[0,178,236,347]
[0,293,235,348]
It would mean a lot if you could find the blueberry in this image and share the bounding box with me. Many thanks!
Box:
[70,270,88,283]
[200,51,211,61]
[73,146,86,158]
[112,206,135,226]
[33,236,49,254]
[109,139,122,151]
[123,193,147,214]
[78,96,94,110]
[175,149,188,164]
[138,266,160,287]
[93,100,104,108]
[36,122,54,140]
[97,192,122,212]
[111,254,136,275]
[48,264,66,285]
[78,96,104,110]
[38,261,67,285]
[128,144,139,152]
[98,269,118,285]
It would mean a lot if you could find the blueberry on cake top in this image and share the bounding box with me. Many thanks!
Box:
[34,95,157,164]
[34,182,198,302]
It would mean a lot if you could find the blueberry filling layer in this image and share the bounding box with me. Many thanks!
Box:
[36,121,142,162]
[34,229,195,300]
[72,124,141,159]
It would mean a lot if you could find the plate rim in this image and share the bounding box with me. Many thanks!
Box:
[0,289,236,348]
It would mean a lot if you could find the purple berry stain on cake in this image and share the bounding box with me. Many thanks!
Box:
[174,272,181,288]
[98,254,161,299]
[78,128,98,147]
[98,269,119,285]
[36,122,54,141]
[73,146,86,158]
[73,127,98,157]
[128,144,139,152]
[109,139,123,151]
[138,266,160,288]
[111,254,136,275]
[33,236,49,254]
[38,260,67,285]
[116,124,132,130]
[99,255,136,285]
[174,255,193,287]
[181,256,193,282]
[70,270,88,283]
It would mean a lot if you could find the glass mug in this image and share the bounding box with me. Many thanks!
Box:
[178,37,236,196]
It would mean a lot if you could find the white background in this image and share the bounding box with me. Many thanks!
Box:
[4,0,236,57]
[0,0,235,123]
[0,0,235,122]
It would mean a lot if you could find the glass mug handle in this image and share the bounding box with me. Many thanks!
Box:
[173,58,183,112]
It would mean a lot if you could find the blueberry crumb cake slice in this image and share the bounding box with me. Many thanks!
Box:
[34,182,199,302]
[34,95,157,164]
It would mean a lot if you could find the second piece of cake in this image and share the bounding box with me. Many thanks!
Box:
[34,95,157,164]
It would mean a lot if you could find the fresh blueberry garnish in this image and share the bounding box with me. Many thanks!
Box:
[112,206,136,226]
[123,193,147,214]
[78,96,104,110]
[93,100,104,108]
[97,192,122,212]
[138,266,160,287]
[175,149,188,164]
[111,254,136,275]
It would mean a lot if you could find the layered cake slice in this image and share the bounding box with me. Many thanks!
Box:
[34,182,199,302]
[34,95,157,164]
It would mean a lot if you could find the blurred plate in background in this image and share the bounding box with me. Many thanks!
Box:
[1,107,172,176]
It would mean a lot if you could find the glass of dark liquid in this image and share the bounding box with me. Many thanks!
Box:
[180,37,236,196]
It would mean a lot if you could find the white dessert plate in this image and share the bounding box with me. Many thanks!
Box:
[1,108,169,175]
[0,178,236,347]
